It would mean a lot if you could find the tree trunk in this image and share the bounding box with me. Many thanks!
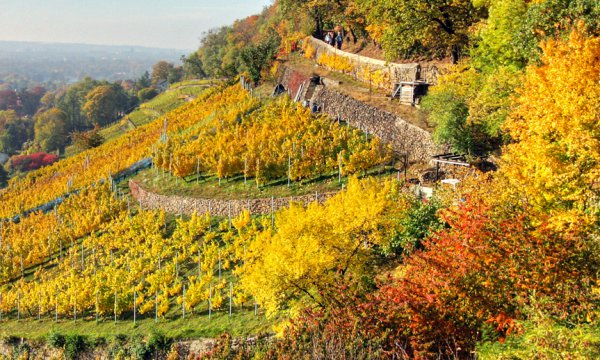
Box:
[349,27,358,44]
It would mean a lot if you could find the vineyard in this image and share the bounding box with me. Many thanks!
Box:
[153,90,392,185]
[0,87,214,219]
[0,176,407,328]
[0,80,396,331]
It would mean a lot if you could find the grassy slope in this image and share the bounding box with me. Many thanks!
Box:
[132,165,398,200]
[0,310,272,341]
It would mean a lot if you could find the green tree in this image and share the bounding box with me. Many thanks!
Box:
[137,87,158,102]
[197,26,240,78]
[34,108,69,153]
[0,165,7,188]
[0,110,33,154]
[471,0,530,71]
[135,71,152,90]
[56,77,100,131]
[357,0,485,61]
[423,65,519,155]
[240,33,281,84]
[181,52,206,79]
[518,0,600,64]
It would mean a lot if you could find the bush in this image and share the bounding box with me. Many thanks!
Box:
[147,330,172,359]
[138,88,159,102]
[129,337,150,360]
[72,128,105,151]
[9,152,59,172]
[46,330,65,348]
[64,334,87,360]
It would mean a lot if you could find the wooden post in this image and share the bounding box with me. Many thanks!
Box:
[114,291,117,323]
[338,154,342,183]
[182,285,186,319]
[55,287,58,322]
[208,283,212,320]
[95,290,99,323]
[271,197,274,227]
[73,288,77,321]
[218,250,222,280]
[196,157,200,184]
[198,248,202,278]
[229,282,232,317]
[228,201,232,229]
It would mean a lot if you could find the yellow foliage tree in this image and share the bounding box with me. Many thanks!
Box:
[502,26,600,228]
[237,177,406,316]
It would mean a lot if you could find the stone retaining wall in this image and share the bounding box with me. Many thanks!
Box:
[130,180,337,217]
[308,86,440,162]
[305,37,440,87]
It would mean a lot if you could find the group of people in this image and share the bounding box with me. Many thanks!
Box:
[324,30,343,50]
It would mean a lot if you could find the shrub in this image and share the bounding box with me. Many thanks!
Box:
[72,128,105,151]
[147,330,172,359]
[46,331,65,348]
[9,152,59,172]
[138,88,159,102]
[64,335,87,360]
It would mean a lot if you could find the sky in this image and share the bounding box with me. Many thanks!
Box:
[0,0,273,51]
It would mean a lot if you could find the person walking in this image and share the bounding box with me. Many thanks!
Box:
[335,31,343,50]
[324,32,332,46]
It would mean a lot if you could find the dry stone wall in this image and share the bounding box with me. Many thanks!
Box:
[308,85,440,162]
[306,37,440,87]
[130,180,337,217]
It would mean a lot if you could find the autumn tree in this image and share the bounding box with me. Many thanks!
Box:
[34,108,69,153]
[151,61,183,87]
[238,178,406,316]
[502,26,600,224]
[17,86,46,117]
[82,84,129,127]
[0,89,18,111]
[71,127,105,151]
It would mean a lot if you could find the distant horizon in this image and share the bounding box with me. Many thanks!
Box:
[0,39,191,53]
[0,1,272,50]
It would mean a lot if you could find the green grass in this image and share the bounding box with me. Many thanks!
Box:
[0,309,273,341]
[132,166,398,200]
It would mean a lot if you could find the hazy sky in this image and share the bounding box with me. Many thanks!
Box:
[0,0,272,50]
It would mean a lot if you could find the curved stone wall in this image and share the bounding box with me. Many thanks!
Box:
[129,180,338,217]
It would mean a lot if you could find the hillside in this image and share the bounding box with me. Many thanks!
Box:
[1,1,600,359]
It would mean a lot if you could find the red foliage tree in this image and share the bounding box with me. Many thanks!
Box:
[9,152,59,172]
[271,199,600,359]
